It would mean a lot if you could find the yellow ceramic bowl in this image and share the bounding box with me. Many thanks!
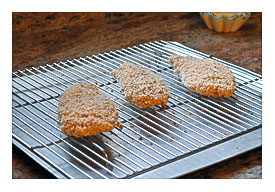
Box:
[200,12,251,32]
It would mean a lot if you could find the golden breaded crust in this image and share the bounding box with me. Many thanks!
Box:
[110,62,170,108]
[58,82,118,138]
[169,55,235,97]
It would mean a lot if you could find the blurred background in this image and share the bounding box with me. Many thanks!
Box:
[12,12,261,74]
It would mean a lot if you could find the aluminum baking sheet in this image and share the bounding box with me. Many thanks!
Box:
[12,40,262,179]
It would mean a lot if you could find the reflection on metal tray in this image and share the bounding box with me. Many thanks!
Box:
[12,40,262,179]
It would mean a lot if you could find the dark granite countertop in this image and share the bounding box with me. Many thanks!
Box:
[12,12,262,179]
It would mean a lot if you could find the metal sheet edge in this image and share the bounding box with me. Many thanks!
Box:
[12,139,66,179]
[132,127,262,179]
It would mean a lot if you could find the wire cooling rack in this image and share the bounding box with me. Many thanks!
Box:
[12,40,262,178]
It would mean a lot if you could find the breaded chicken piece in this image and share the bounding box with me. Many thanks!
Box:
[58,82,118,138]
[110,62,170,108]
[169,55,235,97]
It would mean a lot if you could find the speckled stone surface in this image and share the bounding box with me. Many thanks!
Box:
[12,12,262,74]
[12,12,262,179]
